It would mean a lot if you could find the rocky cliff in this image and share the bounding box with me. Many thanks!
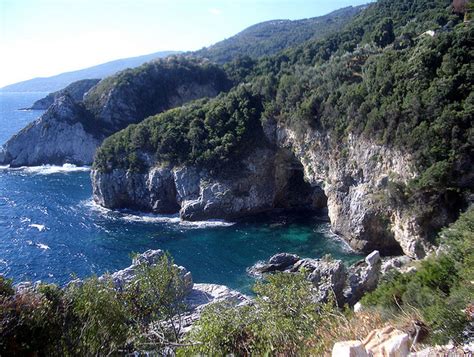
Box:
[92,144,327,221]
[0,57,231,167]
[91,112,430,258]
[275,124,426,258]
[0,95,100,166]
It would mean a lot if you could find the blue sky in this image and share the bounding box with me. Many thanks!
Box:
[0,0,370,87]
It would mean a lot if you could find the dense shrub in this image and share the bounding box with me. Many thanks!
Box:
[94,85,264,173]
[181,272,322,356]
[0,253,188,355]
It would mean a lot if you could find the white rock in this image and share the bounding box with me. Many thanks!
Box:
[332,341,368,357]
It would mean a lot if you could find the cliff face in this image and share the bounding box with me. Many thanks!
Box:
[0,95,100,166]
[275,124,429,258]
[26,79,100,110]
[92,145,327,221]
[0,58,231,167]
[92,115,438,258]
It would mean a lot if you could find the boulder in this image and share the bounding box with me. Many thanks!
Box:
[344,250,382,306]
[249,253,301,275]
[363,326,410,357]
[180,283,251,333]
[332,341,368,357]
[108,249,193,294]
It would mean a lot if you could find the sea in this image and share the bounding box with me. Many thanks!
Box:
[0,92,362,293]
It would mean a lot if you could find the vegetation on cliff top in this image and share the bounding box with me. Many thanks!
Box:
[194,6,363,64]
[84,57,232,135]
[94,86,264,172]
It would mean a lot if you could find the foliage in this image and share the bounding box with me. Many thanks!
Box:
[94,85,264,173]
[0,253,188,355]
[195,6,363,64]
[181,272,321,356]
[84,56,232,136]
[361,208,474,344]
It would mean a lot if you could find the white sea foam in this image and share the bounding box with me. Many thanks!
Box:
[36,243,50,250]
[317,224,355,252]
[180,219,235,228]
[0,163,90,174]
[24,164,91,175]
[29,224,46,232]
[84,198,234,228]
[121,213,181,224]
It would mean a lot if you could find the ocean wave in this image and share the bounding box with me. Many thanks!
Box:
[29,223,46,232]
[121,213,181,224]
[83,198,234,228]
[180,219,235,228]
[315,223,354,252]
[0,163,90,174]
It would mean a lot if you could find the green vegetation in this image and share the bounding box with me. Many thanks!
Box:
[84,57,232,135]
[94,86,264,172]
[195,6,363,64]
[362,207,474,344]
[181,272,321,356]
[0,253,188,355]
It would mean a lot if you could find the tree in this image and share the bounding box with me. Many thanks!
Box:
[373,18,395,47]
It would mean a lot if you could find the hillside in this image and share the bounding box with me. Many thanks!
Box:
[193,6,365,63]
[92,0,472,260]
[0,51,179,93]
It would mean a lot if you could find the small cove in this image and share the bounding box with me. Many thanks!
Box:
[0,92,363,294]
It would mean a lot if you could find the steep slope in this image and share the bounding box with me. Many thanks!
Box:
[91,0,473,259]
[0,57,232,166]
[0,51,179,93]
[25,79,100,110]
[193,6,364,63]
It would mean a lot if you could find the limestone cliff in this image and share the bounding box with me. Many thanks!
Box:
[91,115,438,258]
[275,124,428,258]
[92,145,327,221]
[0,95,100,166]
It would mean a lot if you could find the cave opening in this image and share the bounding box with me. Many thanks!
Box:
[273,149,328,215]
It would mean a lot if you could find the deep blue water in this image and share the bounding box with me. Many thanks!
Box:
[0,92,362,293]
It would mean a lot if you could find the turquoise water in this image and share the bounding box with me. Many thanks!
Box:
[0,92,362,293]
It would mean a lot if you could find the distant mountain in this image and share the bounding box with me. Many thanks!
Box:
[193,6,365,63]
[0,51,180,93]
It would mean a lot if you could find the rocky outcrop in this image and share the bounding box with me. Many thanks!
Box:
[104,249,249,334]
[248,251,382,307]
[1,58,231,167]
[24,79,100,110]
[276,124,431,258]
[92,146,327,220]
[333,326,411,357]
[180,283,250,333]
[107,249,193,293]
[0,95,101,167]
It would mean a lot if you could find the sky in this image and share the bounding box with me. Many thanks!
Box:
[0,0,369,87]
